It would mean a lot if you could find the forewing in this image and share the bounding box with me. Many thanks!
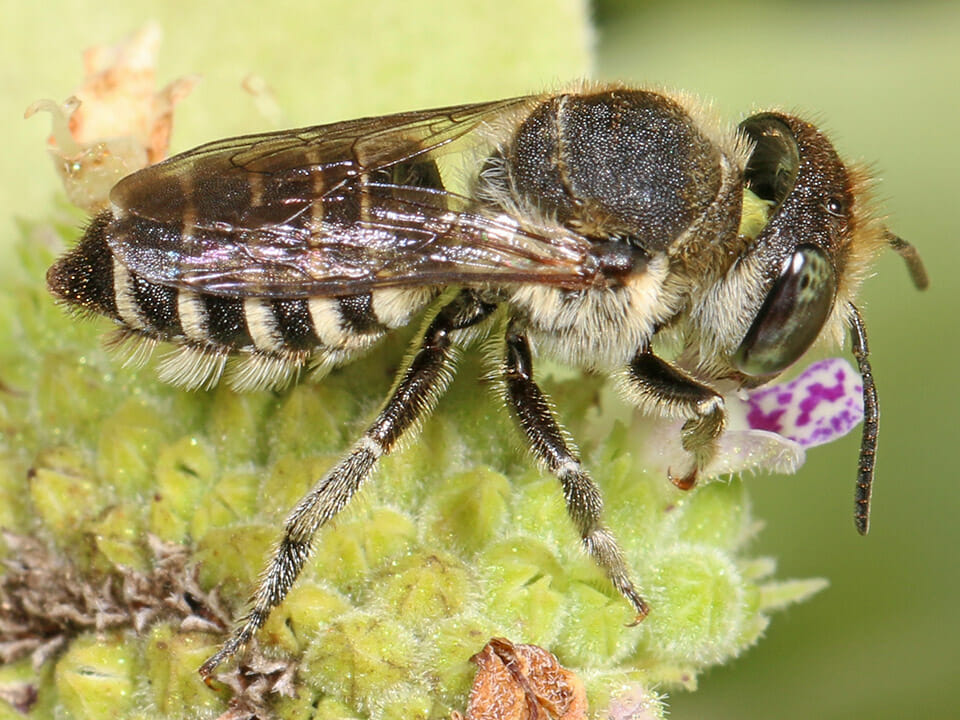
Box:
[146,183,599,297]
[105,95,600,296]
[109,97,531,227]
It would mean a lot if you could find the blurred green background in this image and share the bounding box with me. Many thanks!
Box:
[2,1,957,718]
[593,2,959,719]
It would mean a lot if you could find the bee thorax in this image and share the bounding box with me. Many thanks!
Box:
[509,254,674,370]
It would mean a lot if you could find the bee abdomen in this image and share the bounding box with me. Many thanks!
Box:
[48,217,435,390]
[46,212,119,320]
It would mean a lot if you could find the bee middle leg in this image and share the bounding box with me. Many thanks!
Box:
[621,350,725,490]
[501,320,649,621]
[199,289,497,681]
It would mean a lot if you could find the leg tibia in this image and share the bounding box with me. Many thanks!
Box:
[200,290,496,680]
[501,323,649,620]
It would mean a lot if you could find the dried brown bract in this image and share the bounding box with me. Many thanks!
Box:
[0,532,303,718]
[453,638,587,720]
[0,532,226,669]
[209,651,299,720]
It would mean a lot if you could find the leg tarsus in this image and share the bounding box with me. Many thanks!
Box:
[668,466,698,491]
[623,351,725,480]
[502,322,649,620]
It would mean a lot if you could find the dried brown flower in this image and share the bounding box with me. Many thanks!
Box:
[453,638,587,720]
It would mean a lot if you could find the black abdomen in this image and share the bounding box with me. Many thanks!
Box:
[48,216,434,390]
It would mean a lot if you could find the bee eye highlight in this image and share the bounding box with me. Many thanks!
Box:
[734,245,837,377]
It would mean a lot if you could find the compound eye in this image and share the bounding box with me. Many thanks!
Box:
[739,115,800,207]
[734,245,837,377]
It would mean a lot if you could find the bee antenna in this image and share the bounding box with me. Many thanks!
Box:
[886,232,929,290]
[848,304,878,535]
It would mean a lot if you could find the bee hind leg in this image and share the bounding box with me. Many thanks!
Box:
[199,289,497,682]
[501,320,649,622]
[619,350,725,490]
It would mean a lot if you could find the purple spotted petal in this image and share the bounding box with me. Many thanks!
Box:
[746,358,864,448]
[637,358,863,481]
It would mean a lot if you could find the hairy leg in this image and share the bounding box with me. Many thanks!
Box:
[501,321,649,621]
[200,290,497,680]
[619,350,725,490]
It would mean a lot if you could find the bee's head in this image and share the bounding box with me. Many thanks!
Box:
[730,112,927,379]
[713,112,929,535]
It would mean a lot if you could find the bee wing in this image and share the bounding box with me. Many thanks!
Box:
[105,95,600,296]
[110,97,531,224]
[142,182,598,297]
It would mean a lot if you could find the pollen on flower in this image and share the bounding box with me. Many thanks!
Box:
[24,22,198,212]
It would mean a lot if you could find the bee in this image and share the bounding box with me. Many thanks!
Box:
[46,85,927,678]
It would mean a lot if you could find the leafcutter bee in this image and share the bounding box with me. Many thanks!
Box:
[46,84,928,678]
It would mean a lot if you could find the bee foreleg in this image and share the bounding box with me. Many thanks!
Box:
[620,351,725,490]
[199,289,497,682]
[501,320,649,621]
